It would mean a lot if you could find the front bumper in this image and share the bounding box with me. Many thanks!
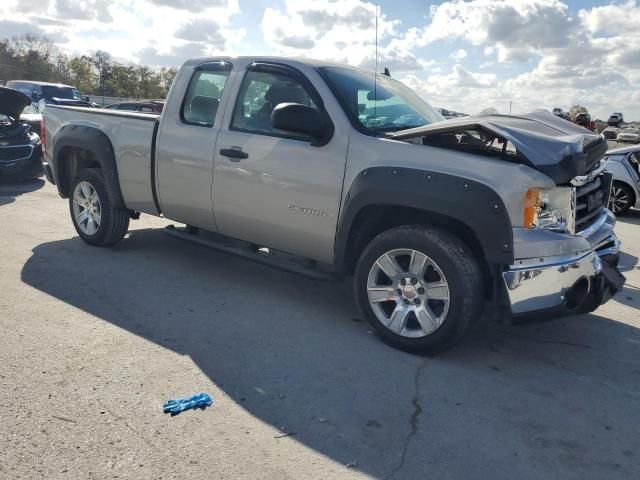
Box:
[502,210,625,316]
[0,145,43,180]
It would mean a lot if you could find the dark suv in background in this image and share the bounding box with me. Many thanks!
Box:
[5,80,93,108]
[0,87,43,180]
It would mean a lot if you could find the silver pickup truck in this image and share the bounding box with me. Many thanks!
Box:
[42,56,624,353]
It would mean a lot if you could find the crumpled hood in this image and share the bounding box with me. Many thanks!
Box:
[0,86,31,120]
[390,110,607,184]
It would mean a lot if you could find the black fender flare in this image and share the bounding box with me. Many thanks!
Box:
[51,124,126,208]
[334,167,514,273]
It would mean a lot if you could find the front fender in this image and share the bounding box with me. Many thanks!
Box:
[334,167,514,271]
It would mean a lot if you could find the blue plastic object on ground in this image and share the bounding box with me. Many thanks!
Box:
[163,393,213,416]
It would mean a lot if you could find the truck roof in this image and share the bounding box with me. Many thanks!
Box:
[182,56,375,74]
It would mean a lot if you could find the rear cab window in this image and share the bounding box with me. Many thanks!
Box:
[181,62,232,127]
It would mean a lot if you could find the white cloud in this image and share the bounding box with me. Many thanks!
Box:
[147,0,228,11]
[261,0,410,69]
[1,0,640,120]
[450,49,467,61]
[399,0,640,120]
[175,19,226,46]
[420,0,574,62]
[54,0,113,22]
[0,0,245,67]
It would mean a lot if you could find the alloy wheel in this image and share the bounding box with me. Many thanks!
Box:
[610,186,631,214]
[72,181,102,235]
[366,249,450,338]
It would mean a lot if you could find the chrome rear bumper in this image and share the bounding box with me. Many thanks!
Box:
[502,210,624,315]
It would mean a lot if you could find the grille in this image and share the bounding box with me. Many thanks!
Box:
[0,145,33,162]
[575,172,612,231]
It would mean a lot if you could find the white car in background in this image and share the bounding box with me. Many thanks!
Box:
[616,127,640,143]
[605,146,640,214]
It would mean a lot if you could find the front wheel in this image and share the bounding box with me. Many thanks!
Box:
[609,181,635,215]
[354,225,484,354]
[69,169,130,246]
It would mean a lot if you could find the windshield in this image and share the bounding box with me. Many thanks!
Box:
[319,67,443,133]
[42,85,82,100]
[22,105,38,114]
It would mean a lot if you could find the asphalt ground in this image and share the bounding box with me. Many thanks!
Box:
[1,179,639,480]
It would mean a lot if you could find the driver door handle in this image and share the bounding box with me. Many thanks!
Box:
[220,147,249,161]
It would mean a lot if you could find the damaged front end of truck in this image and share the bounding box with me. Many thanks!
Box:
[390,110,625,319]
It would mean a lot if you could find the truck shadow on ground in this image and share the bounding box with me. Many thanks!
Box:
[0,177,44,207]
[618,209,640,227]
[21,228,640,479]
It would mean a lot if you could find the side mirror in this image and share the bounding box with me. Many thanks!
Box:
[271,103,332,146]
[37,99,46,113]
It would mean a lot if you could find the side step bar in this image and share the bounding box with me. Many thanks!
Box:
[164,225,339,282]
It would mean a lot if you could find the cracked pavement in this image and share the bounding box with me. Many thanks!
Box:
[1,179,639,479]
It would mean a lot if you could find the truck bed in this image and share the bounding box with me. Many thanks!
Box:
[44,105,160,214]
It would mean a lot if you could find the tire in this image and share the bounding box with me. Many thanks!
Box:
[69,168,130,246]
[609,181,635,215]
[354,225,484,355]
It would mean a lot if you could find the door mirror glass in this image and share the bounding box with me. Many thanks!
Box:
[271,103,325,139]
[37,99,46,112]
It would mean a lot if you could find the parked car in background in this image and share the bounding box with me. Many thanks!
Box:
[602,126,619,140]
[103,101,164,113]
[574,112,596,131]
[4,80,93,108]
[605,146,640,214]
[19,105,43,133]
[437,108,467,119]
[552,108,572,121]
[608,112,624,127]
[0,87,43,181]
[617,127,640,143]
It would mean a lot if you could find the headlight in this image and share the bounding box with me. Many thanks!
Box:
[523,187,576,233]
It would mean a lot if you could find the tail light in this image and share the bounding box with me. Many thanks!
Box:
[40,117,46,153]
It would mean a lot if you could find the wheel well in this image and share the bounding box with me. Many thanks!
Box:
[343,204,494,297]
[56,146,101,197]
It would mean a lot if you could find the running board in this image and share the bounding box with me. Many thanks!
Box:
[164,225,339,282]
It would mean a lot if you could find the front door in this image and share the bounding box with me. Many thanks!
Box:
[211,63,348,263]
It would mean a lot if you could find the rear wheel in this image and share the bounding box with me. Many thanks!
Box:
[69,169,130,246]
[354,225,484,354]
[609,181,635,215]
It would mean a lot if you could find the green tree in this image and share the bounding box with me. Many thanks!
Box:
[478,107,498,116]
[67,56,94,93]
[0,34,177,100]
[93,50,112,96]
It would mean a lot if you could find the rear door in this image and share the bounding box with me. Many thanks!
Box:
[211,62,349,263]
[155,61,233,230]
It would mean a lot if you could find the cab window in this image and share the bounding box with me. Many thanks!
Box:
[231,70,318,138]
[181,63,231,127]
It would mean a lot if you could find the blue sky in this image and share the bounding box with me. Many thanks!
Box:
[1,0,640,119]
